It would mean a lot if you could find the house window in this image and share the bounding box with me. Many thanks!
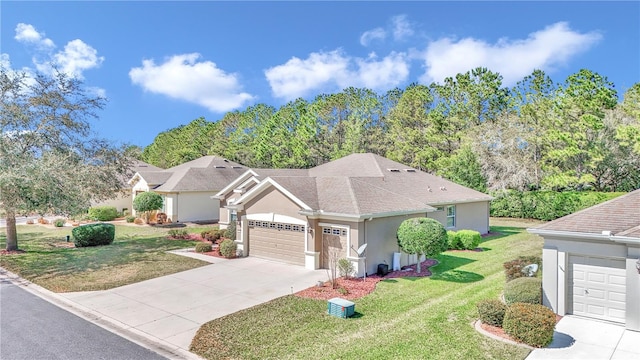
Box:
[332,228,341,235]
[446,205,456,228]
[436,206,444,212]
[230,210,237,222]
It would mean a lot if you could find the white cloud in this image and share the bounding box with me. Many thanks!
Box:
[14,23,55,49]
[419,22,601,86]
[129,53,254,113]
[360,27,386,46]
[392,15,414,41]
[264,50,409,100]
[13,23,103,80]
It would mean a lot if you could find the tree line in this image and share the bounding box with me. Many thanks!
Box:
[141,67,640,193]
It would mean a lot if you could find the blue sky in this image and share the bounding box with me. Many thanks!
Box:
[2,1,639,147]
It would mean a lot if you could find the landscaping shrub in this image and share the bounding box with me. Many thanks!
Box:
[72,223,115,247]
[134,218,144,225]
[477,299,507,327]
[504,277,542,305]
[225,221,237,240]
[195,242,213,253]
[503,303,556,347]
[168,229,190,239]
[88,206,119,221]
[125,216,136,223]
[337,258,355,279]
[201,229,223,242]
[457,229,481,250]
[53,218,66,227]
[490,190,625,221]
[447,230,460,250]
[504,256,542,281]
[219,239,237,258]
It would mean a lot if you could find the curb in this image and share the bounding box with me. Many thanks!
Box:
[473,320,534,350]
[0,267,205,360]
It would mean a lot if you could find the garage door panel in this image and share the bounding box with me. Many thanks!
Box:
[569,255,626,324]
[249,225,305,266]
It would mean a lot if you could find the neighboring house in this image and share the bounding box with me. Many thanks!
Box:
[528,189,640,331]
[91,160,162,213]
[214,153,492,276]
[129,156,247,223]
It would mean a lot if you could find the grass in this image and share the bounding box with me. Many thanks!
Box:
[190,219,545,360]
[0,223,214,292]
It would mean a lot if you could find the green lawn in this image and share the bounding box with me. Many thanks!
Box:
[0,223,213,292]
[190,219,544,360]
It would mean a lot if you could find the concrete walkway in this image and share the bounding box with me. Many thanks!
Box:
[526,316,640,359]
[1,252,327,359]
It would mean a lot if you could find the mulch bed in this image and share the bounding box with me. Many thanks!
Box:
[0,249,26,255]
[295,259,438,301]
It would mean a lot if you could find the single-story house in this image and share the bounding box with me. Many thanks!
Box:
[214,153,492,276]
[528,189,640,331]
[91,160,162,213]
[128,156,247,223]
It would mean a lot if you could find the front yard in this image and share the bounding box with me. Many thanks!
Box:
[0,223,213,292]
[190,218,543,360]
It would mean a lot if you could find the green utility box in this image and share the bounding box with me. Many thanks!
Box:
[327,297,355,318]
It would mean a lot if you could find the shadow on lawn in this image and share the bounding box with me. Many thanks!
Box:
[430,253,484,283]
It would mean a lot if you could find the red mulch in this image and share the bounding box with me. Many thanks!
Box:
[0,249,26,255]
[295,259,438,301]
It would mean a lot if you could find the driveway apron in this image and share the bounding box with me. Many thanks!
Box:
[59,255,327,352]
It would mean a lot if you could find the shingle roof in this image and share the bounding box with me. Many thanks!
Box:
[240,153,489,217]
[137,156,247,192]
[532,189,640,237]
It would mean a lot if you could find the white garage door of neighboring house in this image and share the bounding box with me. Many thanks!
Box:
[247,220,305,266]
[569,255,626,323]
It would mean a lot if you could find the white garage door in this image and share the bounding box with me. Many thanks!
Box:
[247,221,305,266]
[569,255,626,323]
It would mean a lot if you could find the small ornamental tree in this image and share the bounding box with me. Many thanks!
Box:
[133,192,163,223]
[397,217,448,273]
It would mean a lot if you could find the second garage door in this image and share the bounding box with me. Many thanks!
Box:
[248,221,305,266]
[568,255,626,323]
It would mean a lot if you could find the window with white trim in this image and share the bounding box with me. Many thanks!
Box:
[277,223,283,230]
[446,205,456,228]
[261,221,269,228]
[269,222,276,229]
[284,224,292,231]
[323,227,331,234]
[332,228,341,235]
[291,225,299,232]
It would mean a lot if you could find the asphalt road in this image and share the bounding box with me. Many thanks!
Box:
[0,280,167,360]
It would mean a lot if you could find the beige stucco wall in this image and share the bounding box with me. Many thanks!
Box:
[540,235,640,331]
[172,191,219,222]
[91,190,132,213]
[427,201,490,234]
[243,186,307,223]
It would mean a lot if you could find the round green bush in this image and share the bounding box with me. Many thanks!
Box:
[477,299,507,327]
[88,206,118,221]
[125,215,136,223]
[447,230,460,250]
[72,223,115,247]
[503,303,556,347]
[457,229,481,250]
[504,277,542,305]
[195,242,213,253]
[53,218,66,227]
[219,239,237,258]
[504,256,542,282]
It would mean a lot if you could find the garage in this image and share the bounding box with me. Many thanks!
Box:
[247,220,305,265]
[568,255,626,323]
[321,226,349,268]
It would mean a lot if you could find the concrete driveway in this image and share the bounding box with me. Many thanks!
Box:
[58,253,327,353]
[526,316,640,360]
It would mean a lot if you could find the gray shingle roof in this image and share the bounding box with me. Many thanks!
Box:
[137,156,247,192]
[532,189,640,237]
[244,153,490,217]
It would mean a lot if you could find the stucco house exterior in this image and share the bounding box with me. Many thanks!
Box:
[91,160,162,213]
[528,189,640,331]
[214,153,492,276]
[128,156,246,223]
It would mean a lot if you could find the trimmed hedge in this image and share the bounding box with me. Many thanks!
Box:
[72,223,115,247]
[201,229,223,242]
[477,299,507,327]
[504,256,542,282]
[504,277,542,305]
[88,206,118,221]
[219,239,237,258]
[490,190,625,221]
[447,231,460,250]
[457,230,481,250]
[503,303,556,347]
[195,242,213,253]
